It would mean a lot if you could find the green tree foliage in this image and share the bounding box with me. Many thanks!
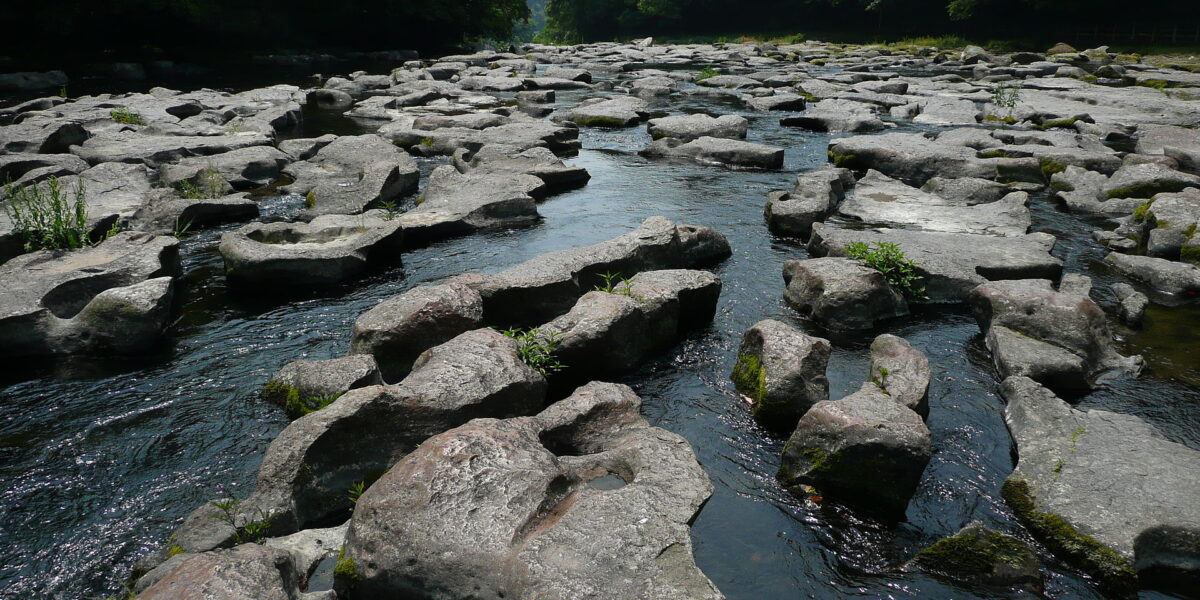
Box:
[7,0,531,60]
[538,0,1194,45]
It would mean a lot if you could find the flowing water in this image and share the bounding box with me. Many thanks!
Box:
[2,66,1198,600]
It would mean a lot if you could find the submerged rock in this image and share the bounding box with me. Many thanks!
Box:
[218,210,404,289]
[641,136,784,169]
[731,319,831,432]
[1001,376,1200,594]
[969,279,1142,390]
[339,381,723,599]
[1104,252,1200,298]
[909,522,1042,588]
[0,232,179,357]
[782,257,909,331]
[1111,282,1149,327]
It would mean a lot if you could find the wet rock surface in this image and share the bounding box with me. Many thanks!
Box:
[341,381,723,600]
[1001,376,1200,592]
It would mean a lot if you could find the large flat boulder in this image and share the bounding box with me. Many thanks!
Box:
[339,381,723,600]
[0,232,179,356]
[647,113,748,141]
[71,130,272,167]
[282,134,419,217]
[0,118,89,153]
[218,210,404,289]
[468,216,731,326]
[828,132,1041,185]
[838,170,1031,236]
[1104,252,1200,298]
[159,146,292,191]
[138,544,301,600]
[450,144,590,193]
[381,120,581,157]
[395,166,541,244]
[781,99,885,133]
[809,224,1062,303]
[1001,376,1200,594]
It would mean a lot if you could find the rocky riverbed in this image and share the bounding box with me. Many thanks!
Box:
[1,39,1198,600]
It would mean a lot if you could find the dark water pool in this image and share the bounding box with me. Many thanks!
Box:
[1,71,1198,600]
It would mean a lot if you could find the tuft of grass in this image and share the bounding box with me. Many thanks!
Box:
[176,167,224,200]
[846,241,927,300]
[379,199,400,221]
[990,84,1021,120]
[3,175,90,252]
[501,327,566,377]
[1132,200,1154,222]
[348,480,366,504]
[166,544,187,558]
[305,190,317,209]
[890,35,971,49]
[334,546,359,581]
[1039,158,1068,179]
[173,217,193,241]
[696,66,719,81]
[208,497,273,545]
[110,107,146,125]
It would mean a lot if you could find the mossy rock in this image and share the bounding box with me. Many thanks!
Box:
[730,353,767,404]
[1108,183,1168,200]
[911,521,1041,587]
[1181,246,1200,265]
[827,150,863,170]
[1002,477,1137,594]
[1039,117,1078,130]
[1039,158,1068,180]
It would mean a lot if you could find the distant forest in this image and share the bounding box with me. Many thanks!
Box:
[1,0,531,62]
[537,0,1200,46]
[2,0,1196,65]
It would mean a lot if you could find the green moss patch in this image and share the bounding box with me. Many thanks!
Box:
[983,114,1017,125]
[1001,477,1137,593]
[827,150,863,169]
[1181,246,1200,265]
[334,545,359,582]
[913,527,1037,579]
[1132,199,1155,221]
[1039,117,1079,130]
[1040,158,1068,180]
[1108,183,1167,200]
[731,353,767,404]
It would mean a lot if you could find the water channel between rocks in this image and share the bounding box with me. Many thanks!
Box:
[1,67,1198,600]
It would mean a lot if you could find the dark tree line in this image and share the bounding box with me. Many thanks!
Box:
[3,0,531,63]
[538,0,1199,45]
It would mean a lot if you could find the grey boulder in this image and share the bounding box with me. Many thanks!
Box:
[263,355,383,418]
[339,381,723,600]
[782,257,909,331]
[282,134,419,217]
[395,165,541,244]
[647,113,748,141]
[764,167,854,238]
[731,319,830,432]
[969,279,1142,390]
[641,136,784,169]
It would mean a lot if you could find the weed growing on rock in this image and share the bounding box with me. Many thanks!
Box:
[3,175,89,251]
[110,106,146,125]
[173,217,193,240]
[305,190,318,209]
[379,199,400,221]
[595,271,638,297]
[335,546,359,582]
[176,167,225,200]
[696,66,719,81]
[501,327,566,376]
[846,241,928,300]
[209,496,273,544]
[872,367,891,395]
[348,481,366,504]
[1132,200,1154,222]
[990,84,1020,119]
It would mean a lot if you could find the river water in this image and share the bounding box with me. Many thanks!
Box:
[1,64,1197,600]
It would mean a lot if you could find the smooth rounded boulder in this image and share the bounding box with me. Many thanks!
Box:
[782,257,909,331]
[731,319,830,432]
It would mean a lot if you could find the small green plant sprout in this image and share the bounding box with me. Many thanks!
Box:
[209,493,273,544]
[990,84,1021,118]
[176,167,225,200]
[3,175,90,252]
[696,66,719,81]
[348,480,366,504]
[305,190,318,209]
[109,106,146,125]
[99,219,121,244]
[379,199,400,221]
[58,85,67,98]
[594,271,638,297]
[501,327,567,377]
[173,217,193,240]
[846,241,928,300]
[872,367,891,394]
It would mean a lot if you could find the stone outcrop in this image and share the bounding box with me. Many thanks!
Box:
[731,319,830,431]
[641,136,784,169]
[339,381,723,600]
[782,257,909,330]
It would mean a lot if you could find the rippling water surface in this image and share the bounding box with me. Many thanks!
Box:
[2,67,1198,600]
